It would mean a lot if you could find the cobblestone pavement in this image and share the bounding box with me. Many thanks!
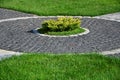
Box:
[0,8,120,60]
[0,8,34,19]
[94,12,120,22]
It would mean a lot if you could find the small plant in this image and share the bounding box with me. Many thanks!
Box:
[38,17,85,35]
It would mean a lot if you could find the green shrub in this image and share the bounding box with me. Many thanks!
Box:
[41,17,81,32]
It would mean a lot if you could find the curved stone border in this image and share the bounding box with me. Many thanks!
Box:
[32,28,90,37]
[0,16,89,23]
[94,17,120,22]
[0,49,22,60]
[0,47,120,61]
[0,16,120,24]
[94,12,120,22]
[0,16,39,23]
[101,48,120,55]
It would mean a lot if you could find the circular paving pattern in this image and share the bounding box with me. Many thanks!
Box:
[0,17,120,53]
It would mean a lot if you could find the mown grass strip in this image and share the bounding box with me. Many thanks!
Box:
[38,27,85,36]
[0,53,120,80]
[0,0,120,16]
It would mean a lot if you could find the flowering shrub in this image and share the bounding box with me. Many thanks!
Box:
[41,17,81,32]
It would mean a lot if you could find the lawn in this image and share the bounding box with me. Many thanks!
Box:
[0,0,120,16]
[43,28,85,36]
[0,53,120,80]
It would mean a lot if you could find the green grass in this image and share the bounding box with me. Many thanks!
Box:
[0,53,120,80]
[38,27,85,36]
[0,0,120,16]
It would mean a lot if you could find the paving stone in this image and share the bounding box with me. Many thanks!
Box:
[94,12,120,22]
[0,8,34,19]
[0,18,120,54]
[0,8,120,58]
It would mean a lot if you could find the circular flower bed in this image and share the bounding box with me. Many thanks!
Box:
[37,17,87,36]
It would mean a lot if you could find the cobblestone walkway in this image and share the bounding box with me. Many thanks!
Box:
[94,12,120,22]
[0,8,120,60]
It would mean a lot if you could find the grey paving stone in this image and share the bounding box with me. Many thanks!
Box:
[0,8,34,19]
[0,18,120,54]
[94,12,120,22]
[0,8,120,58]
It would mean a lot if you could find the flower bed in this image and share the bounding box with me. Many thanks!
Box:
[37,17,86,36]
